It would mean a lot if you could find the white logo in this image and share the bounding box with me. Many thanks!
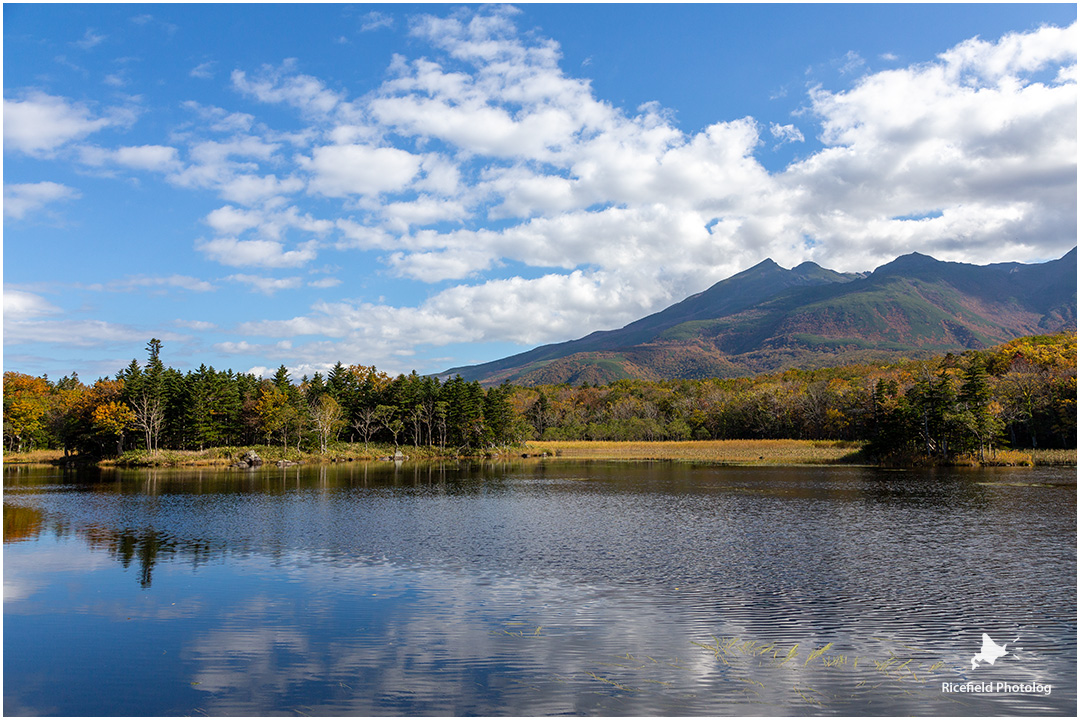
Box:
[971,633,1011,670]
[941,632,1052,696]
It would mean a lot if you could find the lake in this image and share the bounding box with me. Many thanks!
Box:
[3,460,1076,716]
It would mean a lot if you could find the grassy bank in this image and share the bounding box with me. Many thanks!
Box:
[97,442,512,467]
[3,449,68,464]
[5,441,1073,468]
[524,439,865,465]
[523,440,1076,467]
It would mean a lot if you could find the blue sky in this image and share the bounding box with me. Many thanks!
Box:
[4,3,1077,381]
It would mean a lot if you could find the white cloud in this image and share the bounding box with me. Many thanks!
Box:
[190,61,216,79]
[386,247,496,282]
[204,205,263,236]
[231,60,344,117]
[219,174,304,206]
[167,136,286,201]
[334,219,396,250]
[175,319,218,331]
[74,28,106,50]
[836,50,866,75]
[227,274,303,295]
[78,144,182,172]
[302,144,424,197]
[769,123,805,145]
[180,101,254,132]
[361,11,394,32]
[203,205,333,242]
[380,196,468,232]
[3,317,188,348]
[197,237,319,268]
[782,22,1077,270]
[3,92,124,156]
[3,182,81,220]
[939,22,1077,82]
[90,275,217,293]
[3,289,62,319]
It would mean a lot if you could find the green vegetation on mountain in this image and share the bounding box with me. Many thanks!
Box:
[442,249,1076,386]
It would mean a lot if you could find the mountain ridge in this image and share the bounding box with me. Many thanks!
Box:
[441,248,1077,386]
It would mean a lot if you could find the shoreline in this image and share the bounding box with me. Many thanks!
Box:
[4,440,1074,469]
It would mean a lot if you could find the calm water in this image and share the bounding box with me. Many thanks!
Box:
[3,460,1076,716]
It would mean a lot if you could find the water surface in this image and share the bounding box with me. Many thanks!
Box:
[4,461,1076,715]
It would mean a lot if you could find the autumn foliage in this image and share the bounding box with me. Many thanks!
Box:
[3,333,1075,461]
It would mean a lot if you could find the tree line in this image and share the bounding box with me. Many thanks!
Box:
[3,332,1075,461]
[512,332,1075,458]
[3,339,523,457]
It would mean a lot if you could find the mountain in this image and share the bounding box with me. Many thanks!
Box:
[441,248,1077,386]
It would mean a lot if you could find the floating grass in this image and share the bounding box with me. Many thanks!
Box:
[805,643,833,666]
[793,684,824,705]
[583,671,637,693]
[777,643,800,666]
[822,654,847,668]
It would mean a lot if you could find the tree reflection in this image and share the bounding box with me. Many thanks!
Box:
[3,503,44,543]
[80,525,219,588]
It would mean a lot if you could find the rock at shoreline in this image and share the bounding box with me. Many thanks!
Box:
[236,450,263,468]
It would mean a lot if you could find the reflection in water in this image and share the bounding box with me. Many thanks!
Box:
[3,461,1076,715]
[80,525,222,589]
[3,504,43,543]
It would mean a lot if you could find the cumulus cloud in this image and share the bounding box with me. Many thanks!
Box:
[361,11,394,32]
[231,59,344,117]
[784,21,1077,268]
[3,91,127,156]
[3,289,62,319]
[78,144,183,172]
[227,274,303,294]
[770,123,805,145]
[301,144,425,197]
[74,28,106,50]
[197,237,319,268]
[190,61,216,79]
[4,182,81,220]
[202,205,333,253]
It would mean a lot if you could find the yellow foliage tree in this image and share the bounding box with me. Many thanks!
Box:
[91,400,137,454]
[3,372,52,452]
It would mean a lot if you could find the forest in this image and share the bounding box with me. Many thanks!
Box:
[3,332,1075,463]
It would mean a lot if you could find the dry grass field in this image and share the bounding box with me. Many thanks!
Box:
[2,449,67,464]
[5,442,1072,468]
[524,439,865,465]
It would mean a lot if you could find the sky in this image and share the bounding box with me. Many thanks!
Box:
[4,3,1077,382]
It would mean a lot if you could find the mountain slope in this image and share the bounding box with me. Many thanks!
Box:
[442,249,1076,386]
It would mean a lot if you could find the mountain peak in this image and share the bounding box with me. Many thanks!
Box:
[440,251,1074,386]
[741,257,783,274]
[872,251,946,276]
